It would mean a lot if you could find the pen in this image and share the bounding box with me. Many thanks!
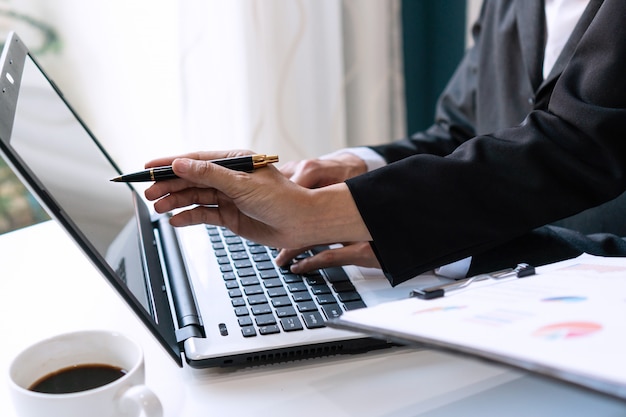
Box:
[409,263,535,300]
[110,154,279,183]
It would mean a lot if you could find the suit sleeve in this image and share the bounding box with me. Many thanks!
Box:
[346,0,626,285]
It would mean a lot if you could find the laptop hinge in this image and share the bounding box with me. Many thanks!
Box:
[175,326,202,344]
[155,215,206,344]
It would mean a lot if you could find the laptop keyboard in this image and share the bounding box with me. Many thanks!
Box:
[207,225,367,337]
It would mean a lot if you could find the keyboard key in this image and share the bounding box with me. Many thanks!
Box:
[238,317,253,327]
[243,285,264,296]
[225,236,242,245]
[241,326,256,337]
[259,270,279,279]
[255,261,275,270]
[343,300,367,310]
[315,293,338,305]
[296,301,318,312]
[302,311,326,329]
[220,265,233,273]
[228,289,242,298]
[287,282,308,292]
[263,278,283,288]
[275,306,297,317]
[310,284,331,295]
[304,275,325,285]
[206,226,220,235]
[259,325,280,335]
[282,274,303,283]
[222,272,236,281]
[266,287,288,297]
[249,246,267,254]
[280,317,303,332]
[234,306,249,316]
[255,314,277,326]
[231,298,246,307]
[323,266,350,283]
[216,256,230,265]
[292,291,312,302]
[240,277,259,286]
[247,294,268,305]
[321,304,342,319]
[278,265,291,274]
[234,259,252,269]
[252,253,271,262]
[225,281,239,289]
[251,304,272,315]
[337,291,362,302]
[230,252,252,260]
[237,267,257,278]
[228,243,245,252]
[271,296,292,308]
[332,281,356,293]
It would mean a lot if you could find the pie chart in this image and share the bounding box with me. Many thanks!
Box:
[533,321,602,340]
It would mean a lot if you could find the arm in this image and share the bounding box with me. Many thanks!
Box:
[348,0,626,284]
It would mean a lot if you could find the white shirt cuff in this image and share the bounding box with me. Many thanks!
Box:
[320,147,386,172]
[434,257,472,279]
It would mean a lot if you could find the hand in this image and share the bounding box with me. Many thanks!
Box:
[280,152,368,188]
[275,242,381,274]
[143,150,372,250]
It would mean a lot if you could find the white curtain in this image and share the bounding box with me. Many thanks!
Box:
[2,0,405,168]
[1,0,181,172]
[179,0,405,163]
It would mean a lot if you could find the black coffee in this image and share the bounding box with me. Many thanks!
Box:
[28,364,127,394]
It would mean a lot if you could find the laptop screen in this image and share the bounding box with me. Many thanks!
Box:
[12,55,154,311]
[0,34,181,364]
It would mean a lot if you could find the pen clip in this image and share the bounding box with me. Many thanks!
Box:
[410,263,535,300]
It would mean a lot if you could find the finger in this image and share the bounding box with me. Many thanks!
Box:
[289,243,380,273]
[171,157,246,198]
[145,150,254,168]
[152,187,219,214]
[289,246,350,274]
[144,177,203,201]
[278,160,298,178]
[289,159,325,188]
[275,247,310,267]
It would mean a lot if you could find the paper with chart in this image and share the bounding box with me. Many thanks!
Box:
[329,253,626,400]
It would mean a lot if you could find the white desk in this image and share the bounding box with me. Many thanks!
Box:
[1,221,624,416]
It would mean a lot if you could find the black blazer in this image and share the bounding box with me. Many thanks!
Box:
[346,0,626,284]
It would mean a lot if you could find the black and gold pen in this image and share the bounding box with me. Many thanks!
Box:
[110,154,279,183]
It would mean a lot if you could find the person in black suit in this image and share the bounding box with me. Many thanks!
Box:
[145,0,626,285]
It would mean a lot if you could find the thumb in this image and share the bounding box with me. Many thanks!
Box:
[172,157,235,191]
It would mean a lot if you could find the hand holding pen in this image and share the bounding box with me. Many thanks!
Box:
[111,154,279,182]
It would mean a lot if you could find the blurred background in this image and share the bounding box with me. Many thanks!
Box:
[0,0,480,234]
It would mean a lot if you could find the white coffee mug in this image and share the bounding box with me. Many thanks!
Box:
[8,330,162,417]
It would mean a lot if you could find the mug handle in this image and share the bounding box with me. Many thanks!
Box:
[118,385,163,417]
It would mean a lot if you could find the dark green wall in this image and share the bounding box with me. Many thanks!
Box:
[401,0,467,133]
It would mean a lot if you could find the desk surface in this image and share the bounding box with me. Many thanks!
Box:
[1,221,624,416]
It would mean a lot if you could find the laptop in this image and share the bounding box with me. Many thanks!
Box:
[0,32,443,368]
